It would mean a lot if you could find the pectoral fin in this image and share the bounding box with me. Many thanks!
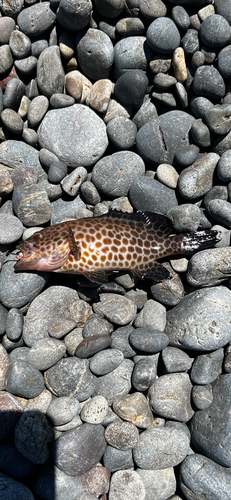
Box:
[47,247,71,270]
[84,271,109,283]
[66,222,81,260]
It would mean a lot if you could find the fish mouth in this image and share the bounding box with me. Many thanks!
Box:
[14,242,39,270]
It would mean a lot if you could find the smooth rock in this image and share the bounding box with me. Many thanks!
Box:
[132,353,159,392]
[57,0,92,31]
[149,373,194,422]
[109,470,145,500]
[93,294,137,326]
[105,420,139,450]
[134,299,166,331]
[6,308,23,341]
[137,468,176,500]
[162,347,193,373]
[45,357,95,401]
[113,36,153,79]
[5,360,44,399]
[94,359,134,405]
[113,392,154,429]
[191,349,224,385]
[9,30,31,58]
[0,45,13,75]
[199,14,230,48]
[114,70,148,108]
[37,46,65,98]
[77,28,114,81]
[178,153,219,200]
[107,117,137,149]
[47,396,80,426]
[28,338,66,370]
[103,446,134,472]
[17,2,56,36]
[12,183,51,226]
[187,248,231,287]
[129,327,169,353]
[192,384,213,410]
[129,176,178,214]
[193,65,225,98]
[146,17,180,53]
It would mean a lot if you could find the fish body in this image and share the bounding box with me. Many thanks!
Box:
[14,211,219,283]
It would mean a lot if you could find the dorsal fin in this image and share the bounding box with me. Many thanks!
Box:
[97,210,174,235]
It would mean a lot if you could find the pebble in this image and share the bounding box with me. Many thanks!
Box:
[149,373,194,422]
[217,150,231,182]
[134,299,166,331]
[190,119,211,148]
[94,359,134,405]
[38,104,108,168]
[0,165,13,195]
[218,45,231,79]
[129,176,178,214]
[46,396,80,426]
[192,384,213,410]
[80,395,109,424]
[93,293,137,326]
[193,66,225,99]
[199,14,230,48]
[77,29,114,81]
[6,308,23,341]
[0,17,15,45]
[90,349,123,376]
[180,453,231,500]
[132,353,159,391]
[15,410,53,464]
[146,17,180,54]
[111,325,136,358]
[0,345,10,390]
[27,95,49,128]
[92,151,145,197]
[113,36,153,79]
[137,468,176,500]
[165,286,231,351]
[129,327,169,353]
[107,117,137,149]
[0,213,23,244]
[0,45,13,75]
[45,356,95,401]
[114,70,148,109]
[104,446,134,473]
[168,204,201,231]
[105,420,139,450]
[53,423,107,475]
[28,338,66,370]
[81,465,110,497]
[191,348,224,385]
[109,470,145,500]
[156,163,179,189]
[12,183,51,226]
[133,424,190,469]
[1,108,23,134]
[34,465,83,500]
[187,247,231,287]
[113,392,154,429]
[37,46,65,98]
[178,153,219,200]
[5,359,44,399]
[56,0,91,31]
[75,334,111,358]
[17,2,56,36]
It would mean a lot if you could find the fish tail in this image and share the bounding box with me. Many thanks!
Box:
[181,229,220,254]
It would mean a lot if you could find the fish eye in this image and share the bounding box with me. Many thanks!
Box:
[33,232,44,242]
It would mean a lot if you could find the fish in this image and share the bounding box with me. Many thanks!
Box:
[14,210,220,283]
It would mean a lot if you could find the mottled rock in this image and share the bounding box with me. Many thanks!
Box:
[15,411,53,464]
[113,392,153,429]
[149,373,194,422]
[93,294,137,326]
[94,359,134,405]
[109,470,145,500]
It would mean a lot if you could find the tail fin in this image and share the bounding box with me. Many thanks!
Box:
[182,230,220,254]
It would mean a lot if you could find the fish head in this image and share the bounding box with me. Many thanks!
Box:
[14,227,70,272]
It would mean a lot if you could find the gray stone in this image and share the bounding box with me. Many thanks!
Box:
[0,17,15,45]
[0,213,23,244]
[94,359,134,405]
[5,360,44,399]
[149,372,194,422]
[114,70,149,108]
[192,384,213,410]
[48,161,68,184]
[162,347,193,373]
[191,348,224,385]
[134,299,166,331]
[77,29,114,80]
[187,248,231,287]
[132,98,158,130]
[37,46,65,98]
[136,110,195,167]
[137,468,176,500]
[50,93,75,108]
[47,396,80,426]
[103,446,134,472]
[82,313,113,338]
[132,354,159,392]
[218,45,231,79]
[9,30,31,58]
[56,0,92,31]
[113,36,153,79]
[33,465,82,500]
[111,325,136,358]
[133,425,190,469]
[193,65,225,98]
[0,345,10,390]
[38,104,108,169]
[0,45,13,75]
[53,423,107,476]
[51,195,86,224]
[93,294,137,326]
[199,14,230,48]
[168,204,201,231]
[130,176,178,214]
[90,349,123,375]
[1,109,23,134]
[80,181,101,205]
[109,470,145,500]
[22,128,38,147]
[218,150,231,181]
[105,420,139,450]
[15,411,53,464]
[116,17,145,36]
[28,338,66,370]
[205,104,231,136]
[190,96,214,120]
[113,392,154,429]
[92,151,145,198]
[146,17,180,54]
[45,357,95,401]
[0,140,44,180]
[150,267,185,307]
[15,56,37,75]
[165,287,231,351]
[81,396,109,424]
[6,308,23,341]
[204,185,228,209]
[27,96,49,128]
[12,184,51,226]
[107,117,137,149]
[182,29,199,55]
[0,251,48,309]
[207,199,231,228]
[75,334,111,358]
[180,454,231,500]
[0,472,35,500]
[129,327,169,353]
[17,2,56,36]
[178,153,219,200]
[191,119,212,148]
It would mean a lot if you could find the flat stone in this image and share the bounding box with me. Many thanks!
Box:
[56,0,92,31]
[53,423,107,476]
[165,286,231,351]
[129,327,169,353]
[77,28,114,81]
[5,360,44,399]
[44,357,95,401]
[38,104,108,169]
[28,338,66,370]
[37,46,65,98]
[12,184,51,226]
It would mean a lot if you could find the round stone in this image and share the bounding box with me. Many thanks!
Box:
[57,0,92,31]
[114,36,153,79]
[15,411,53,464]
[47,396,80,426]
[0,17,15,44]
[38,104,108,169]
[28,338,66,370]
[0,213,23,244]
[129,176,178,214]
[90,349,124,376]
[114,70,149,108]
[193,66,225,99]
[37,46,65,98]
[5,360,44,399]
[81,396,109,424]
[109,470,145,500]
[77,28,114,81]
[129,328,169,353]
[17,2,56,36]
[199,14,230,48]
[149,373,194,422]
[105,421,139,450]
[106,117,137,149]
[146,17,180,53]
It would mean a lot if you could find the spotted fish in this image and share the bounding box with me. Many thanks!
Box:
[14,211,219,283]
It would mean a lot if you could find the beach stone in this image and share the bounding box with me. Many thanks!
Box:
[1,108,23,134]
[105,421,139,450]
[94,359,134,405]
[146,17,180,53]
[182,29,199,55]
[187,248,231,287]
[17,2,56,36]
[92,151,144,197]
[107,117,137,149]
[165,286,231,351]
[82,313,113,338]
[156,163,179,189]
[114,70,148,108]
[28,338,66,371]
[90,349,123,376]
[0,213,23,244]
[149,373,193,422]
[180,453,231,500]
[178,153,219,200]
[113,36,153,79]
[31,39,48,58]
[193,66,225,98]
[56,0,92,31]
[0,472,35,500]
[0,251,49,309]
[162,347,193,373]
[132,353,159,392]
[136,110,195,167]
[172,5,190,30]
[93,294,137,326]
[81,396,108,424]
[191,348,224,385]
[111,325,136,358]
[191,374,231,466]
[12,183,51,226]
[129,176,177,214]
[0,165,13,195]
[116,17,145,36]
[0,17,16,44]
[50,93,75,108]
[0,391,23,441]
[133,424,190,469]
[37,46,65,98]
[15,411,53,464]
[0,45,13,75]
[218,45,231,79]
[190,96,213,120]
[95,0,125,18]
[137,468,176,500]
[132,99,158,130]
[3,79,25,111]
[75,334,111,358]
[5,360,44,399]
[0,140,44,179]
[47,396,80,426]
[0,345,9,390]
[168,204,201,231]
[27,96,49,128]
[129,328,169,353]
[9,30,31,58]
[204,104,231,136]
[77,29,114,81]
[33,464,83,500]
[109,470,145,500]
[191,119,211,148]
[192,384,213,410]
[113,392,154,429]
[65,70,92,103]
[61,166,88,197]
[199,14,230,48]
[53,423,107,476]
[87,79,112,113]
[103,446,134,472]
[6,308,23,341]
[81,465,110,497]
[48,160,67,184]
[134,299,166,331]
[218,150,231,181]
[45,357,95,401]
[38,104,108,169]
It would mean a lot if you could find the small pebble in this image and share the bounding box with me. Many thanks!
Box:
[80,395,109,424]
